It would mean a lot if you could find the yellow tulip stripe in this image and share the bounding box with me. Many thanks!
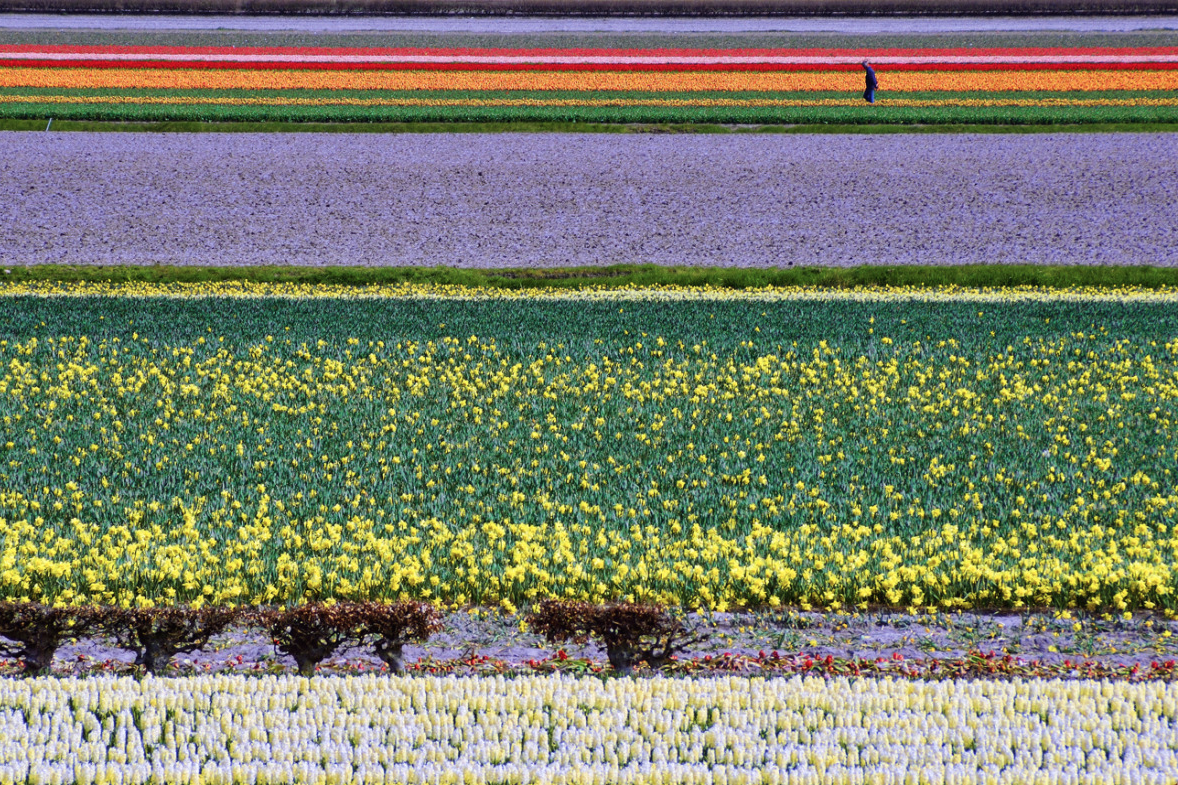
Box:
[0,674,1176,784]
[1,285,1176,614]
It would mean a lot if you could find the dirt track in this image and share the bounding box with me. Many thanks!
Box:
[3,131,1176,268]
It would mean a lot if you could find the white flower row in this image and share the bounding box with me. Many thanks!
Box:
[0,675,1174,784]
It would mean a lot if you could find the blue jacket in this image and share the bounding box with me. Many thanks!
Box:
[864,64,878,91]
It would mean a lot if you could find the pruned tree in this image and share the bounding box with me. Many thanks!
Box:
[105,605,241,675]
[353,601,443,674]
[527,600,707,675]
[0,602,103,675]
[255,602,364,677]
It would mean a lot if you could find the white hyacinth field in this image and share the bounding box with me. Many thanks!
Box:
[0,675,1175,785]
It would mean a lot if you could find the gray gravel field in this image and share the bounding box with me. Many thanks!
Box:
[3,131,1176,267]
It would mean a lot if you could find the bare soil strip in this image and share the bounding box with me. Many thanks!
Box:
[3,131,1175,268]
[3,13,1178,33]
[5,30,1177,53]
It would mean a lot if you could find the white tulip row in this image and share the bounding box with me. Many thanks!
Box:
[0,675,1174,784]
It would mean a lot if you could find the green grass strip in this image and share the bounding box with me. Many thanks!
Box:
[5,264,1178,290]
[4,88,1171,101]
[4,101,1177,125]
[5,118,1178,134]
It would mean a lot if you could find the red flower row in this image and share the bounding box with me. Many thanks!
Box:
[19,650,1178,682]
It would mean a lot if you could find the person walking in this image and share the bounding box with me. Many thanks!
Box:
[862,61,878,104]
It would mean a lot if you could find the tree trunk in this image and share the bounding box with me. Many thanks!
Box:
[137,640,172,676]
[374,639,405,675]
[606,644,635,676]
[20,640,57,676]
[295,655,318,677]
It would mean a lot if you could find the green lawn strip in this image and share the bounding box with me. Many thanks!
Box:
[4,264,1178,290]
[1,87,1172,130]
[3,99,1175,124]
[0,118,646,133]
[8,118,1178,134]
[2,29,1176,50]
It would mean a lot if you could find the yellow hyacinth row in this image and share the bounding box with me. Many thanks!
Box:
[0,674,1174,784]
[2,281,1178,303]
[0,66,1174,93]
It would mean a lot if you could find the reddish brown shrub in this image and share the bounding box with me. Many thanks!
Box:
[254,602,365,677]
[104,605,242,675]
[527,600,706,675]
[0,602,103,675]
[353,601,443,675]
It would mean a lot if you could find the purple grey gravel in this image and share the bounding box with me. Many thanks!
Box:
[2,131,1176,268]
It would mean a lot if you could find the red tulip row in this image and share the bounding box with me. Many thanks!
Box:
[18,648,1178,683]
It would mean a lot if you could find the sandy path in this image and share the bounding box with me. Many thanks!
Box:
[2,13,1178,33]
[3,131,1176,268]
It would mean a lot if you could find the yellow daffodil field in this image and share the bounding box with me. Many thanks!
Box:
[1,282,1175,614]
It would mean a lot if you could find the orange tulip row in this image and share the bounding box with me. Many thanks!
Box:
[0,67,1172,93]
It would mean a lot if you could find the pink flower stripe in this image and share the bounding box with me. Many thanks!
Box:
[3,53,1178,65]
[7,59,1176,73]
[1,44,1176,58]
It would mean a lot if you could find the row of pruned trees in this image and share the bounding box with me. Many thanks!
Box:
[0,600,706,677]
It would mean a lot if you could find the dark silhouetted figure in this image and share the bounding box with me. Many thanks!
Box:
[863,61,878,104]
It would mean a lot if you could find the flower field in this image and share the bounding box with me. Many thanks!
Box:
[0,674,1176,784]
[0,283,1176,614]
[1,44,1176,123]
[4,24,1178,780]
[1,282,1177,780]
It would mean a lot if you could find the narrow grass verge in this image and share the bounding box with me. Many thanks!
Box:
[4,264,1177,290]
[5,118,1178,135]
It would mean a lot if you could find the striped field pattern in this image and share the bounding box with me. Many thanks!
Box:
[1,44,1176,123]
